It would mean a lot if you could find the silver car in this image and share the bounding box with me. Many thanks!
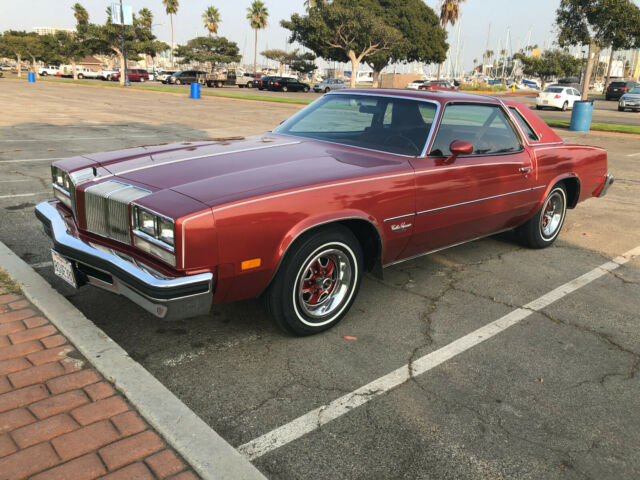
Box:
[313,78,347,93]
[618,86,640,112]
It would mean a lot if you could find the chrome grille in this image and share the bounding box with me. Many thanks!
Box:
[83,181,149,243]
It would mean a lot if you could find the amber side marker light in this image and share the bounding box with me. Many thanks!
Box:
[241,258,262,270]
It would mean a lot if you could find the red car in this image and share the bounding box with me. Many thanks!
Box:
[111,69,149,82]
[418,80,457,91]
[37,90,613,335]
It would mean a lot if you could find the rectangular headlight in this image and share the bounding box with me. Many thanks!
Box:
[158,218,174,246]
[137,209,157,237]
[132,205,175,252]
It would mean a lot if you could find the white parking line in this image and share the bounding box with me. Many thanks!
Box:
[627,152,640,157]
[0,191,49,199]
[238,245,640,461]
[0,135,152,142]
[0,179,31,183]
[0,158,62,163]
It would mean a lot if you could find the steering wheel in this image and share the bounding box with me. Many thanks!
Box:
[382,133,420,155]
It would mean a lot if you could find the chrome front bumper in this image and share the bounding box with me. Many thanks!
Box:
[597,173,615,198]
[35,201,213,321]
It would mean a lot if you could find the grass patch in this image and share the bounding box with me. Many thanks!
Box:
[0,268,22,295]
[460,84,508,92]
[543,118,640,135]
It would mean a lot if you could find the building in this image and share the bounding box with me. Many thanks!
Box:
[33,26,74,35]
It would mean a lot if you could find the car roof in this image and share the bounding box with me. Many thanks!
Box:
[330,88,503,105]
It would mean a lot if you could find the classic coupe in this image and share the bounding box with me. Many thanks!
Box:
[36,90,613,335]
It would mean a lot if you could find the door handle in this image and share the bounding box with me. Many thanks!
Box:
[519,166,532,174]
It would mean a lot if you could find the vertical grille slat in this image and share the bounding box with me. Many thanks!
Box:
[82,181,149,243]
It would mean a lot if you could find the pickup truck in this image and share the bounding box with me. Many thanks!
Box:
[38,65,60,76]
[196,69,242,88]
[59,66,100,79]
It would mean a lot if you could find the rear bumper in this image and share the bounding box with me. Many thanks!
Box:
[35,201,213,321]
[597,173,615,198]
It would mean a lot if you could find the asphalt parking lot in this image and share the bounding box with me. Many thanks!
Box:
[1,80,639,479]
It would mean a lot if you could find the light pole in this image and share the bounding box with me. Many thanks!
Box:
[119,0,130,86]
[149,23,165,74]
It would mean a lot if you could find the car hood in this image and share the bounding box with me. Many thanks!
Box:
[621,93,640,101]
[73,134,405,208]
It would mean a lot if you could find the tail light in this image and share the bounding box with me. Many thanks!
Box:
[554,94,561,99]
[621,87,628,91]
[274,82,280,86]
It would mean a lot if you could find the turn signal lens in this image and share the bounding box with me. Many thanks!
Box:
[241,258,261,270]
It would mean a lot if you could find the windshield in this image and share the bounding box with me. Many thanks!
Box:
[629,87,640,94]
[275,94,436,156]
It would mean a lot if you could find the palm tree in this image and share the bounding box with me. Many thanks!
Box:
[202,6,221,37]
[162,0,179,69]
[246,1,269,77]
[437,0,466,79]
[139,8,154,31]
[72,3,89,25]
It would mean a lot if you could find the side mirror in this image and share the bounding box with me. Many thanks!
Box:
[444,140,473,164]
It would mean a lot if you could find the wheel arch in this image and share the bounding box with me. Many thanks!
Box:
[261,213,384,296]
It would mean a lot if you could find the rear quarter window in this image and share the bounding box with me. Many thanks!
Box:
[509,107,539,142]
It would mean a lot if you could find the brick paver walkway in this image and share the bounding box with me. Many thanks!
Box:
[0,288,200,480]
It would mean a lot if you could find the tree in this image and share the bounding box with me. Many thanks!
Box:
[599,0,640,91]
[362,0,446,88]
[0,31,32,77]
[437,0,465,79]
[84,8,166,86]
[513,49,582,89]
[290,51,317,75]
[45,31,89,80]
[162,0,179,69]
[261,48,295,74]
[556,0,639,100]
[247,1,269,77]
[175,36,240,71]
[202,6,221,38]
[72,3,89,25]
[138,8,154,30]
[281,0,401,88]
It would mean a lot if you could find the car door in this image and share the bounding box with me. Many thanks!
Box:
[404,102,539,257]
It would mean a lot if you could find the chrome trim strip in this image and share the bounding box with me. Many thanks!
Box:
[597,173,614,198]
[384,228,513,267]
[384,213,415,222]
[97,140,301,180]
[52,183,70,197]
[416,186,545,216]
[280,91,442,158]
[133,229,175,253]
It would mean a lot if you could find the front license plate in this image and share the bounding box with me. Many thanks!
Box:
[543,100,548,104]
[51,250,77,288]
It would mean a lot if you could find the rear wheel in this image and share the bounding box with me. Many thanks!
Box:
[139,77,145,82]
[78,74,84,79]
[282,86,288,92]
[175,79,182,85]
[618,106,625,112]
[561,101,568,111]
[263,226,363,336]
[246,82,252,88]
[324,87,330,93]
[303,86,310,92]
[517,184,567,249]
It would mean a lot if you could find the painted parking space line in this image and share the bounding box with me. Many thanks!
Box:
[238,245,640,461]
[0,191,49,199]
[0,179,32,183]
[0,135,152,142]
[627,152,640,157]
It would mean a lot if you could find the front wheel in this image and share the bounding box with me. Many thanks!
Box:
[175,79,182,85]
[618,107,624,112]
[324,87,330,93]
[303,86,310,92]
[78,74,84,79]
[516,184,567,249]
[282,86,288,92]
[263,226,363,336]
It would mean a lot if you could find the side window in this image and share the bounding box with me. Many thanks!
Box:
[430,104,522,156]
[509,106,539,142]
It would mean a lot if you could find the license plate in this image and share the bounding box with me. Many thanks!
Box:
[543,100,548,104]
[613,89,619,92]
[51,250,77,288]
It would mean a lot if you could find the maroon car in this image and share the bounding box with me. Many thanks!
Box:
[111,69,150,82]
[36,90,612,335]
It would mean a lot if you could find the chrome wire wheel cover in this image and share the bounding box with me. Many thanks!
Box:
[295,248,354,321]
[540,190,566,240]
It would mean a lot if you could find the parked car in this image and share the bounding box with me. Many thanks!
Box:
[268,77,310,92]
[37,89,612,336]
[406,80,427,90]
[239,73,261,88]
[0,64,12,71]
[418,80,457,91]
[155,71,177,83]
[38,65,60,76]
[166,70,206,85]
[97,69,119,81]
[256,76,276,90]
[76,67,100,79]
[606,80,638,100]
[618,86,640,112]
[111,69,150,82]
[535,86,581,111]
[313,78,347,93]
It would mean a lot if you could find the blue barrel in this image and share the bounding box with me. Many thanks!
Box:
[28,72,35,83]
[569,100,594,132]
[190,82,201,99]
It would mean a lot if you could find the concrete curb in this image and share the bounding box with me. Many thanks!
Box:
[0,240,266,480]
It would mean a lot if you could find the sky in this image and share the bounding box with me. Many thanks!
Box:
[0,0,576,72]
